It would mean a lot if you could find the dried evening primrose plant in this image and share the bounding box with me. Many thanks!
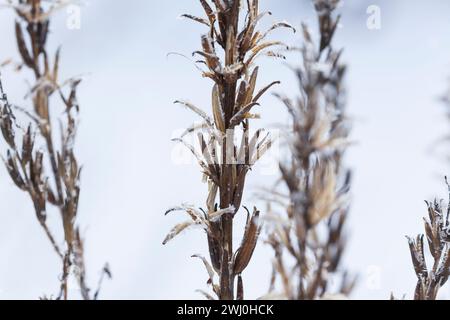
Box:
[163,0,294,300]
[0,0,110,300]
[264,0,355,300]
[406,179,450,300]
[400,71,450,301]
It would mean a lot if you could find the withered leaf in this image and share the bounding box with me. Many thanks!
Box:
[162,221,195,245]
[229,102,259,127]
[174,100,213,128]
[253,81,280,102]
[180,14,210,27]
[192,254,216,285]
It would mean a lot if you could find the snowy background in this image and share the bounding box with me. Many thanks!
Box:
[0,0,448,299]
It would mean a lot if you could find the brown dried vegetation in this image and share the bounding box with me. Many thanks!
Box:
[265,0,354,300]
[406,179,450,300]
[0,0,110,299]
[164,0,294,300]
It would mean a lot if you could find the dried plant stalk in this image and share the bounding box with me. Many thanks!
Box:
[402,57,450,301]
[265,0,354,300]
[164,0,293,300]
[405,179,450,300]
[0,0,110,300]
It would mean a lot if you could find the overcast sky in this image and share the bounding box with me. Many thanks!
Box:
[0,0,449,300]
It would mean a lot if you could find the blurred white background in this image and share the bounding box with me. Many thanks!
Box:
[0,0,448,300]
